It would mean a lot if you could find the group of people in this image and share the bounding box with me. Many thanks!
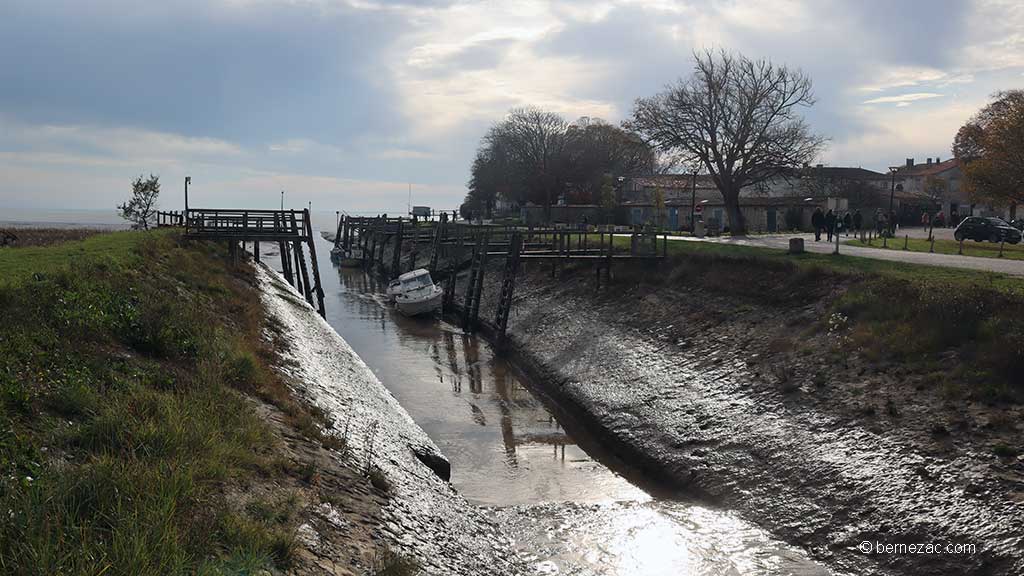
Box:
[811,207,864,242]
[811,207,915,241]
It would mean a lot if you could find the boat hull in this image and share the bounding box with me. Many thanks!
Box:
[395,288,443,317]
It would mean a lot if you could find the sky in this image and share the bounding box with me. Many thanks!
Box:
[1,0,1022,215]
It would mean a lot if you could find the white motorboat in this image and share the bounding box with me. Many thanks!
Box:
[387,269,443,316]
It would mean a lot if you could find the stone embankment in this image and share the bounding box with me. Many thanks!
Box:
[255,264,522,575]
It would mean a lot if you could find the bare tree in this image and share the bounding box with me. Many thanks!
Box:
[628,49,825,235]
[118,174,161,230]
[502,107,569,219]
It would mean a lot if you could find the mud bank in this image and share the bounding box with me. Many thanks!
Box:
[466,258,1024,576]
[255,264,523,575]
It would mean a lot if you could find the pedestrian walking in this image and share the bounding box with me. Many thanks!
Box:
[853,209,863,235]
[843,212,852,237]
[812,207,824,241]
[825,209,837,242]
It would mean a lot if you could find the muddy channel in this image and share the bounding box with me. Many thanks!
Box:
[305,232,835,576]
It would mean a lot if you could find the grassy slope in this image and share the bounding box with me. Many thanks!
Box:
[844,236,1024,262]
[609,235,1024,401]
[0,230,328,575]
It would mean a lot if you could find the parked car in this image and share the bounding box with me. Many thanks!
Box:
[1010,219,1024,232]
[953,216,1022,244]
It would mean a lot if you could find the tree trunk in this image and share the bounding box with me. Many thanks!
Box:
[722,188,747,236]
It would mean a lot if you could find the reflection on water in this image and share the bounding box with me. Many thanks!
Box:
[327,266,647,506]
[295,229,834,575]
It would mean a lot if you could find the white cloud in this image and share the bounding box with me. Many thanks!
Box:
[373,148,436,160]
[862,93,943,105]
[387,1,619,140]
[268,139,315,154]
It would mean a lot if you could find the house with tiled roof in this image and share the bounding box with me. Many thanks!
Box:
[892,157,1013,223]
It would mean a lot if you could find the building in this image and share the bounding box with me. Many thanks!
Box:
[620,168,887,232]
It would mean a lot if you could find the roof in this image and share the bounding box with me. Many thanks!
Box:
[894,158,959,177]
[802,166,888,181]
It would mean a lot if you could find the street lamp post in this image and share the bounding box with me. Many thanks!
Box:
[185,176,191,212]
[690,170,698,232]
[888,167,899,236]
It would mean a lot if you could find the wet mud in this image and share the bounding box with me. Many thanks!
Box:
[467,259,1024,576]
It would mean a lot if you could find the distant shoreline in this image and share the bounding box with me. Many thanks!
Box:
[0,208,129,230]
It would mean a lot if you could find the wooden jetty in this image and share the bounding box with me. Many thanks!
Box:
[331,214,668,340]
[159,208,326,318]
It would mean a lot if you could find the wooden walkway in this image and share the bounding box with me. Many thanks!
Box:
[159,208,326,317]
[331,214,667,339]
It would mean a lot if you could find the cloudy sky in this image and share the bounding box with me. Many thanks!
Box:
[1,0,1022,215]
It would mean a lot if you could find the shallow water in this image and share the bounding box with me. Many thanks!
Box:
[271,230,837,575]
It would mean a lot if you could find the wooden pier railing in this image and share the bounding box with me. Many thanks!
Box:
[333,214,667,338]
[184,208,326,318]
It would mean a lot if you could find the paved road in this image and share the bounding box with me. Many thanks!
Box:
[672,232,1024,278]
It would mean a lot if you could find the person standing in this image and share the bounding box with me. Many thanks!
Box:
[812,207,824,241]
[853,209,863,236]
[843,212,852,237]
[825,209,837,242]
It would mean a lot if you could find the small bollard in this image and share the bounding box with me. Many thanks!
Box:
[834,232,840,255]
[958,239,964,255]
[929,236,935,253]
[999,240,1005,258]
[788,237,805,254]
[903,235,908,250]
[883,235,887,248]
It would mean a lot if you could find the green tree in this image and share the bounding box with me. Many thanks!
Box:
[118,174,160,230]
[953,90,1024,213]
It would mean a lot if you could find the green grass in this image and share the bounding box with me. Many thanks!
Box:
[845,236,1024,262]
[609,234,1024,295]
[0,230,308,575]
[0,230,147,287]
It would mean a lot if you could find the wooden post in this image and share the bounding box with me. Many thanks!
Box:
[294,241,313,305]
[470,231,490,328]
[391,219,404,277]
[303,209,326,317]
[958,239,964,255]
[904,235,908,250]
[254,240,260,263]
[929,236,935,253]
[495,231,522,343]
[999,239,1005,258]
[463,232,482,328]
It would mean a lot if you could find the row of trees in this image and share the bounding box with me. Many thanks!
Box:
[466,49,826,235]
[464,110,657,219]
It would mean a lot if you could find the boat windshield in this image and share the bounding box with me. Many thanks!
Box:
[402,274,433,290]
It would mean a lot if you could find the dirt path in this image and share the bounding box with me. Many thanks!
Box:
[672,233,1024,277]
